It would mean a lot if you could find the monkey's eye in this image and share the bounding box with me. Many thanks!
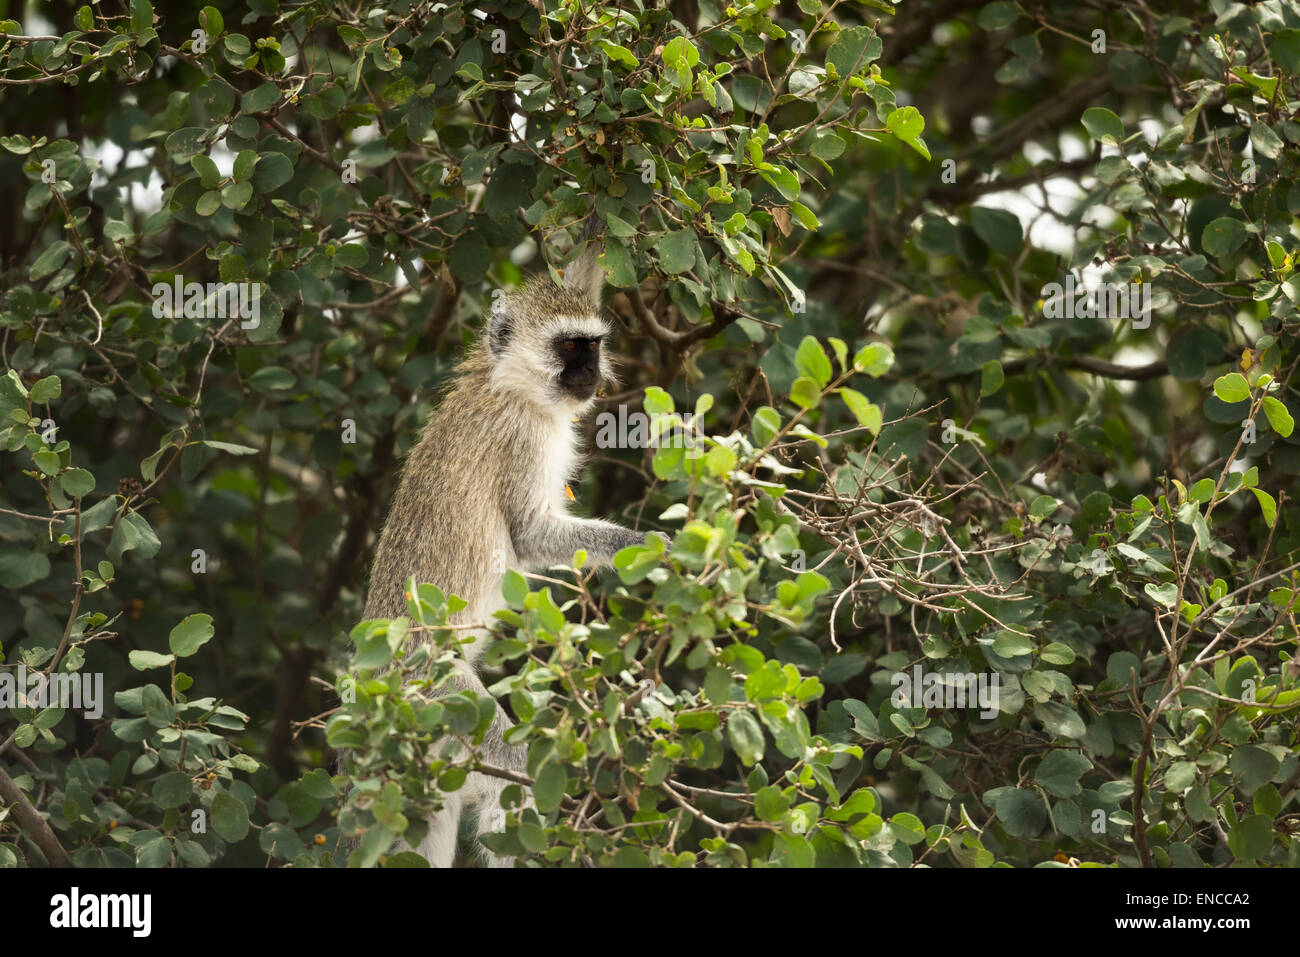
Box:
[564,339,576,350]
[588,340,598,350]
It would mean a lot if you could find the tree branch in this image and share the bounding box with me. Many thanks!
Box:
[1001,353,1169,380]
[0,765,73,867]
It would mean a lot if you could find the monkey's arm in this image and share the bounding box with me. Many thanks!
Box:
[511,513,661,568]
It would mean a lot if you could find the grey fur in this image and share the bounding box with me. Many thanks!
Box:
[357,232,658,866]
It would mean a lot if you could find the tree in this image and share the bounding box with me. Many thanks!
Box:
[0,0,1297,868]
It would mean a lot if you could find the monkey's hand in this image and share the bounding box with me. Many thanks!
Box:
[513,517,668,568]
[609,526,670,557]
[647,530,672,553]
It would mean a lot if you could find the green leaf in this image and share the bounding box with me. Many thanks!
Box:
[251,152,294,192]
[232,150,259,182]
[754,785,792,822]
[533,762,567,813]
[195,190,222,217]
[980,360,1004,396]
[221,181,253,210]
[1029,495,1060,522]
[970,206,1023,256]
[660,36,700,68]
[989,787,1046,839]
[657,228,696,275]
[152,772,193,809]
[211,792,250,841]
[884,811,923,845]
[1034,701,1086,739]
[751,406,781,446]
[1261,397,1294,437]
[825,25,879,78]
[1081,107,1123,145]
[1165,761,1197,794]
[136,835,171,868]
[992,631,1034,656]
[758,164,801,200]
[249,366,296,393]
[1202,218,1247,257]
[885,107,930,159]
[977,2,1020,30]
[1272,29,1300,73]
[1212,373,1250,403]
[107,512,161,563]
[1250,121,1283,160]
[34,448,61,475]
[1230,745,1280,795]
[536,587,565,633]
[795,336,832,387]
[644,387,674,416]
[0,549,51,588]
[705,444,736,476]
[199,5,224,37]
[1040,642,1075,665]
[597,40,638,69]
[29,375,61,403]
[789,201,819,230]
[1227,814,1273,861]
[1250,488,1277,528]
[501,569,528,606]
[200,440,259,455]
[241,83,280,114]
[1188,478,1215,504]
[788,376,822,410]
[1166,326,1224,382]
[29,241,72,281]
[170,613,215,657]
[164,127,207,161]
[79,498,117,534]
[727,710,765,766]
[597,238,637,288]
[129,650,175,670]
[1107,652,1141,685]
[1035,750,1091,798]
[810,133,845,161]
[333,243,368,269]
[383,851,429,868]
[703,666,733,706]
[853,342,894,376]
[828,338,849,374]
[839,388,882,434]
[3,368,28,399]
[1145,582,1178,606]
[131,0,154,36]
[191,154,221,188]
[61,468,95,498]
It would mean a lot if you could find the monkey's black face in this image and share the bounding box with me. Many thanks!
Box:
[553,335,603,400]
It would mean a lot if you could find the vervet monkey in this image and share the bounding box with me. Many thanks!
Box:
[359,226,664,867]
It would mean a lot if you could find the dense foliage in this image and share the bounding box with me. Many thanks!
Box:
[1,0,1298,868]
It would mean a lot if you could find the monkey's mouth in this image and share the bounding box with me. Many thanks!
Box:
[559,368,600,400]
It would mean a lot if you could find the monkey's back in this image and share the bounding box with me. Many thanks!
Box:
[361,346,565,631]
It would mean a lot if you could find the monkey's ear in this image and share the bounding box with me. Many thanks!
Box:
[562,223,606,309]
[488,301,512,356]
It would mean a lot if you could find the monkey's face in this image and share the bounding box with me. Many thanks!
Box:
[487,281,615,409]
[553,334,603,400]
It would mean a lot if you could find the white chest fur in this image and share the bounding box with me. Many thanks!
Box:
[461,409,579,662]
[535,409,581,516]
